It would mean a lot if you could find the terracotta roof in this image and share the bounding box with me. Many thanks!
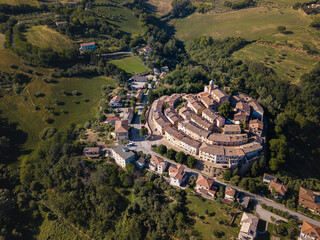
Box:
[249,119,264,130]
[299,187,320,211]
[179,121,210,139]
[190,114,213,130]
[249,101,264,114]
[110,95,122,103]
[115,120,128,133]
[225,186,236,197]
[235,101,250,112]
[207,133,247,143]
[224,124,241,133]
[80,42,95,47]
[169,164,185,180]
[211,88,228,100]
[301,221,320,239]
[105,116,120,122]
[240,142,262,154]
[196,174,214,189]
[269,181,288,196]
[150,155,164,165]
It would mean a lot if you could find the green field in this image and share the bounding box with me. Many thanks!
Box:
[0,49,116,149]
[187,193,241,240]
[233,43,319,84]
[110,55,149,74]
[171,8,312,42]
[0,75,116,149]
[147,0,172,15]
[0,0,39,5]
[95,4,142,34]
[25,26,74,50]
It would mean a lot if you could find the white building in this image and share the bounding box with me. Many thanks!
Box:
[110,145,135,168]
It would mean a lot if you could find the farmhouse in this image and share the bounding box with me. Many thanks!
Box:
[299,187,320,215]
[80,42,96,51]
[109,95,122,107]
[143,45,153,53]
[110,145,135,168]
[114,120,129,141]
[238,213,259,240]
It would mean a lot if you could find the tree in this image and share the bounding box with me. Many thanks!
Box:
[277,26,286,33]
[222,170,232,181]
[157,144,167,155]
[218,102,232,118]
[230,175,240,186]
[213,230,225,238]
[139,127,148,137]
[175,151,186,163]
[251,161,259,177]
[166,148,176,160]
[187,155,196,168]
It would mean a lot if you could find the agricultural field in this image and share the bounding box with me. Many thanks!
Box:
[25,25,74,51]
[110,55,149,74]
[233,43,319,84]
[186,192,241,240]
[0,33,5,50]
[147,0,172,15]
[95,4,142,34]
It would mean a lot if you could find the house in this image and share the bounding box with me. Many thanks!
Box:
[234,101,250,123]
[153,112,171,134]
[135,157,147,169]
[196,174,217,198]
[159,72,167,79]
[198,92,215,109]
[143,45,153,53]
[249,101,264,121]
[269,181,288,199]
[263,173,277,184]
[83,147,100,159]
[206,133,248,146]
[178,121,210,142]
[149,155,168,174]
[202,108,225,127]
[241,196,251,209]
[135,89,144,103]
[80,42,96,51]
[179,107,194,120]
[249,119,264,136]
[225,186,237,201]
[153,68,160,75]
[131,76,148,82]
[161,66,169,73]
[110,145,135,168]
[67,2,78,6]
[189,114,214,131]
[56,21,67,27]
[115,120,129,141]
[168,164,187,187]
[224,124,241,134]
[298,221,320,240]
[121,108,134,124]
[299,187,320,215]
[109,95,122,107]
[238,212,259,240]
[104,116,120,124]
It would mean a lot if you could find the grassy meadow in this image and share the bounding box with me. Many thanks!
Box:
[110,55,149,74]
[233,43,319,84]
[0,49,116,149]
[186,192,241,240]
[95,4,142,34]
[147,0,172,15]
[0,0,39,5]
[25,25,74,50]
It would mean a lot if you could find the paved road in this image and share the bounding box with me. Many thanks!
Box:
[128,95,320,227]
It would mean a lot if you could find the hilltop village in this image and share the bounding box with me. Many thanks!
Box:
[150,80,264,171]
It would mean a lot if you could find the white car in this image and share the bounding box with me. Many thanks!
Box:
[127,142,135,146]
